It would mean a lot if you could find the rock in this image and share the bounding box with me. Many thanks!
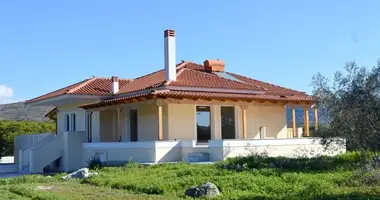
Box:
[61,168,98,180]
[185,182,220,198]
[185,187,203,198]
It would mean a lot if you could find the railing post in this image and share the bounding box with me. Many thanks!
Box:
[18,149,23,172]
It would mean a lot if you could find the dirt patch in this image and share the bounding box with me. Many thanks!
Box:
[35,186,54,190]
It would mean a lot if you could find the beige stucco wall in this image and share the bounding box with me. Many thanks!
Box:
[99,110,116,142]
[246,104,287,139]
[138,104,159,141]
[167,104,195,141]
[89,102,287,142]
[165,103,287,141]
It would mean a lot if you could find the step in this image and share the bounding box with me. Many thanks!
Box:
[188,152,210,162]
[0,164,18,173]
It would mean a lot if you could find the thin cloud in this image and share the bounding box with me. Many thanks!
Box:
[0,85,13,97]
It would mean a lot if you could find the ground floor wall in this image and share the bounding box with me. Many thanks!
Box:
[80,138,346,169]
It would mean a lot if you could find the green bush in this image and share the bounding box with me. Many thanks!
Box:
[218,151,378,172]
[0,120,55,157]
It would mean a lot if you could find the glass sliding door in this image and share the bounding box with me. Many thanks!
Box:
[196,106,211,143]
[221,106,236,139]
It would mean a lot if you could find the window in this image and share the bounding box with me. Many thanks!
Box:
[65,114,70,131]
[196,106,211,143]
[221,106,236,139]
[64,113,76,132]
[71,113,76,131]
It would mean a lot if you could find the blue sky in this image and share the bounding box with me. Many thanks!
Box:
[0,1,379,104]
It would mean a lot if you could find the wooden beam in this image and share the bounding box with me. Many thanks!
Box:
[314,107,318,130]
[304,108,310,137]
[156,101,164,141]
[292,107,297,137]
[240,105,248,139]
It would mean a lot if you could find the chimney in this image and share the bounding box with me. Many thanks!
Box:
[112,76,119,94]
[164,29,176,81]
[204,59,225,72]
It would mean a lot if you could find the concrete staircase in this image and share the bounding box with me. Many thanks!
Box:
[0,164,18,173]
[19,133,64,174]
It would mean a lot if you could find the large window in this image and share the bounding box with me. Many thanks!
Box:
[221,106,236,139]
[130,109,138,142]
[196,106,211,143]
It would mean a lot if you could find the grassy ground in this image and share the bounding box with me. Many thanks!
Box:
[2,152,380,199]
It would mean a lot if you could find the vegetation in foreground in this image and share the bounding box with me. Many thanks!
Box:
[2,152,380,200]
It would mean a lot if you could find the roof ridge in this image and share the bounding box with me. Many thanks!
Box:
[226,72,306,94]
[67,77,97,94]
[93,76,132,81]
[176,61,191,69]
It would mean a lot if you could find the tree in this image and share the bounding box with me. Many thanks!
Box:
[311,60,380,151]
[0,120,55,157]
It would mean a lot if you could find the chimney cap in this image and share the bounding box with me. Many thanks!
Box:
[111,76,119,82]
[204,60,225,72]
[164,29,175,37]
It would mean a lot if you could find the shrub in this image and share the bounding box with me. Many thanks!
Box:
[219,151,377,172]
[86,156,102,170]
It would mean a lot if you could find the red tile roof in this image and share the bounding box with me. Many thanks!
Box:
[26,77,131,103]
[27,61,313,106]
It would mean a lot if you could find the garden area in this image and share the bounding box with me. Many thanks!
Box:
[2,151,380,199]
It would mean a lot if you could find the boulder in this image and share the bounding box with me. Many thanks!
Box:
[61,168,98,180]
[185,182,220,198]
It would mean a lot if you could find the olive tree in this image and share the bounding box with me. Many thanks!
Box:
[311,60,380,151]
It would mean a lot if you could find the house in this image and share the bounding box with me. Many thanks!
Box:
[15,30,345,173]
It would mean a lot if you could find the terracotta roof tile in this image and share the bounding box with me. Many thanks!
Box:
[26,77,132,103]
[118,69,166,94]
[226,72,306,95]
[168,68,265,91]
[29,61,313,106]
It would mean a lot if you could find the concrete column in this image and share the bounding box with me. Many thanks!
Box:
[240,105,248,139]
[116,108,120,141]
[156,102,164,141]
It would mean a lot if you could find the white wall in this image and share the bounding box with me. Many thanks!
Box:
[57,104,87,134]
[209,138,346,159]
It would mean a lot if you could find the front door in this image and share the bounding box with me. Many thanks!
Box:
[130,109,138,141]
[196,106,211,143]
[221,106,236,139]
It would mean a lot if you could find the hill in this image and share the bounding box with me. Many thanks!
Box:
[0,102,54,122]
